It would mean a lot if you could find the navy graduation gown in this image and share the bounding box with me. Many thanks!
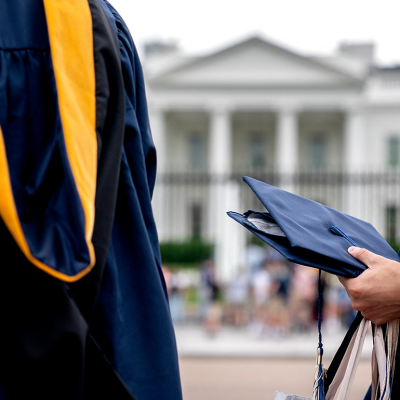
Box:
[0,0,182,399]
[89,2,182,399]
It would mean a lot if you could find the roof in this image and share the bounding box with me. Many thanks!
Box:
[147,36,363,89]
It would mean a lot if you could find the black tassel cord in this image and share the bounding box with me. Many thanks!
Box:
[312,269,325,400]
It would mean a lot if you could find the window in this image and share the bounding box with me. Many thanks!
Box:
[309,134,326,169]
[249,134,265,170]
[386,206,398,243]
[191,204,202,238]
[188,133,205,170]
[387,136,400,168]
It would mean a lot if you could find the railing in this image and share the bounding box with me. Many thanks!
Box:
[153,170,400,240]
[152,170,400,280]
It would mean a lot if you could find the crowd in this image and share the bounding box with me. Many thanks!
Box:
[162,244,356,337]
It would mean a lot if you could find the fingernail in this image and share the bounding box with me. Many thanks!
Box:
[348,246,356,253]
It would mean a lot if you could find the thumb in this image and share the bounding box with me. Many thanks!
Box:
[348,246,377,268]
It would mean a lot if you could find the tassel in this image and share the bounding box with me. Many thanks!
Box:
[380,320,399,400]
[372,320,399,400]
[312,269,325,400]
[312,347,326,400]
[387,319,399,399]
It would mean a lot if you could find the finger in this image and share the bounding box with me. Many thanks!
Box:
[348,247,378,268]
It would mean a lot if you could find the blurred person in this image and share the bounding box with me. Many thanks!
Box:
[162,265,172,294]
[245,242,268,275]
[267,250,292,303]
[251,260,271,305]
[265,295,289,337]
[264,256,292,337]
[225,268,250,327]
[198,259,214,321]
[169,271,183,322]
[169,269,191,323]
[288,264,318,332]
[337,285,357,328]
[0,1,182,399]
[323,274,343,334]
[249,260,271,337]
[202,263,222,336]
[204,280,223,337]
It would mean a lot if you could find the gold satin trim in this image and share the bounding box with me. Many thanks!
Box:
[43,0,97,278]
[0,0,98,281]
[0,127,93,282]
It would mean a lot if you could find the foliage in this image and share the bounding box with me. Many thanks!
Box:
[160,239,214,266]
[247,235,267,247]
[386,239,400,254]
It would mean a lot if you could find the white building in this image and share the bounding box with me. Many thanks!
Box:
[145,36,400,280]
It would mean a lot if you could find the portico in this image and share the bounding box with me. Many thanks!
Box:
[146,36,380,281]
[150,107,361,175]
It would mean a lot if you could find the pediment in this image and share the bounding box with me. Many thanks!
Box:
[150,37,361,88]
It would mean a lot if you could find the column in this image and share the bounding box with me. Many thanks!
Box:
[343,108,365,219]
[344,108,365,171]
[215,180,246,283]
[209,108,232,175]
[207,108,244,282]
[149,107,167,240]
[275,108,298,192]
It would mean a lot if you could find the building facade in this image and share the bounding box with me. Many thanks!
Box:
[144,37,400,280]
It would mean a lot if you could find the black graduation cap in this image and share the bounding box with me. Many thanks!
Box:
[228,176,400,278]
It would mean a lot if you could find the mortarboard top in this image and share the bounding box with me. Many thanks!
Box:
[228,176,400,278]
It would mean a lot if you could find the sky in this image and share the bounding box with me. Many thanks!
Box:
[110,0,400,66]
